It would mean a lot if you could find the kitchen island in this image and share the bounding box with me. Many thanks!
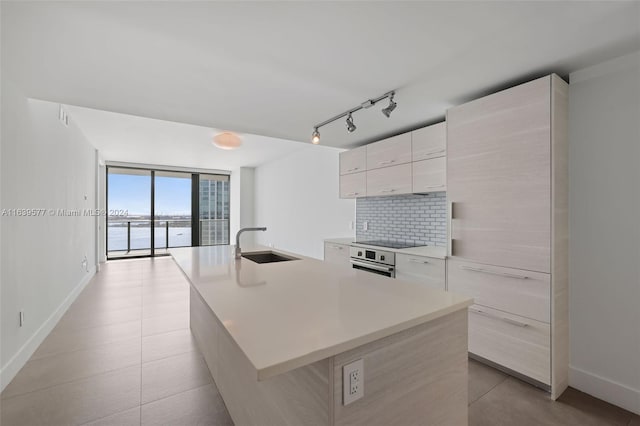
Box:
[171,245,472,426]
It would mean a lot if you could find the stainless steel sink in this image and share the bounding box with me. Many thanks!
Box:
[241,251,299,264]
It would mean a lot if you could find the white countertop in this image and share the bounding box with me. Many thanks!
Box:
[324,237,447,259]
[171,245,471,381]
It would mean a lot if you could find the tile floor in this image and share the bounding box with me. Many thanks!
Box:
[1,257,638,426]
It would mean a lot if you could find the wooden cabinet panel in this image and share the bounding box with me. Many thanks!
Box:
[412,122,446,161]
[412,156,446,193]
[324,242,351,267]
[366,163,412,197]
[468,304,550,385]
[447,258,550,323]
[339,172,366,199]
[395,255,445,291]
[340,146,366,175]
[447,76,552,273]
[366,133,412,171]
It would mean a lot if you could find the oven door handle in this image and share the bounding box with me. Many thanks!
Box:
[350,259,394,273]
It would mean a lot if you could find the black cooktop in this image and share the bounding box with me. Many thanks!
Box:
[354,240,421,250]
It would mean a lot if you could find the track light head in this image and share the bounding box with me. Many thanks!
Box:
[311,128,320,144]
[381,93,397,117]
[346,113,357,133]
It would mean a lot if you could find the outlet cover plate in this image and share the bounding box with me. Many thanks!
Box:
[343,358,364,405]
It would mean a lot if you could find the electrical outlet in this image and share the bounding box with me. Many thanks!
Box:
[363,221,368,231]
[349,221,354,230]
[343,359,364,405]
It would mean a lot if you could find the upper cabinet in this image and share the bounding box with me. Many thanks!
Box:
[412,122,446,161]
[366,133,412,171]
[338,122,446,199]
[339,146,366,175]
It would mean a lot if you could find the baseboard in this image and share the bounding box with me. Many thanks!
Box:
[0,266,97,392]
[569,365,640,414]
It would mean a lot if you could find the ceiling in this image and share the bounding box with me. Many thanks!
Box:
[2,1,639,152]
[66,105,311,171]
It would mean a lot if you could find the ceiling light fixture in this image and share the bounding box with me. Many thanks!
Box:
[212,132,242,150]
[345,113,356,133]
[381,93,397,118]
[310,90,396,143]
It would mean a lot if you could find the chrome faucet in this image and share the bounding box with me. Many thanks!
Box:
[235,227,267,259]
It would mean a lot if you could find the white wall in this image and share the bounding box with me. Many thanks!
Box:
[0,76,98,390]
[253,145,355,259]
[230,167,256,247]
[568,51,640,414]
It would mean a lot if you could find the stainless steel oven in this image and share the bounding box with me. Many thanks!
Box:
[349,246,395,278]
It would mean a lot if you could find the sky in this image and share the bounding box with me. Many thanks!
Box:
[108,174,191,216]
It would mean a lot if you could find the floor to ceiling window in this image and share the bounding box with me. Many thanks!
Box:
[106,166,230,259]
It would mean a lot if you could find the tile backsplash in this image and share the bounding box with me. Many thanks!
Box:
[355,193,447,247]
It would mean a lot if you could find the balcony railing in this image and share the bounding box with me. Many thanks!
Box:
[107,218,229,255]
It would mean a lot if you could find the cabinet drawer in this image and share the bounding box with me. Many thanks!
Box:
[366,133,412,170]
[469,304,550,385]
[339,172,366,199]
[447,258,550,323]
[340,146,366,175]
[395,255,445,291]
[366,163,412,197]
[412,156,446,193]
[412,122,446,161]
[324,243,350,267]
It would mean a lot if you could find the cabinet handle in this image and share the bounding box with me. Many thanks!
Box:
[448,201,454,257]
[346,192,360,196]
[421,184,444,189]
[420,149,446,157]
[380,189,396,194]
[346,167,360,172]
[469,307,529,327]
[378,159,396,165]
[331,245,343,250]
[460,265,529,280]
[409,258,429,264]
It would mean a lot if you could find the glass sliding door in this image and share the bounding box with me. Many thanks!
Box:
[107,167,152,258]
[199,174,230,245]
[106,166,230,259]
[154,171,192,255]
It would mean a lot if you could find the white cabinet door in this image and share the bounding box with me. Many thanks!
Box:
[412,156,446,193]
[324,242,351,267]
[339,172,366,199]
[366,133,412,171]
[340,146,366,175]
[412,122,446,161]
[395,255,445,291]
[447,76,551,273]
[366,163,412,197]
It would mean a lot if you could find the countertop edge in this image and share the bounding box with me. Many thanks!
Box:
[255,297,472,381]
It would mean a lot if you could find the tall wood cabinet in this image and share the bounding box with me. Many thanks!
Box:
[446,75,568,399]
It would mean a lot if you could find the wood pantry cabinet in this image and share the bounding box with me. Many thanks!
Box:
[446,74,568,399]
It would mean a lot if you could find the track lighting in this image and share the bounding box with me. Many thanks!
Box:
[381,93,397,117]
[346,113,356,133]
[311,128,320,144]
[311,90,396,143]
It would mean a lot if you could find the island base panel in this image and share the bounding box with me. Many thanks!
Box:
[190,287,468,426]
